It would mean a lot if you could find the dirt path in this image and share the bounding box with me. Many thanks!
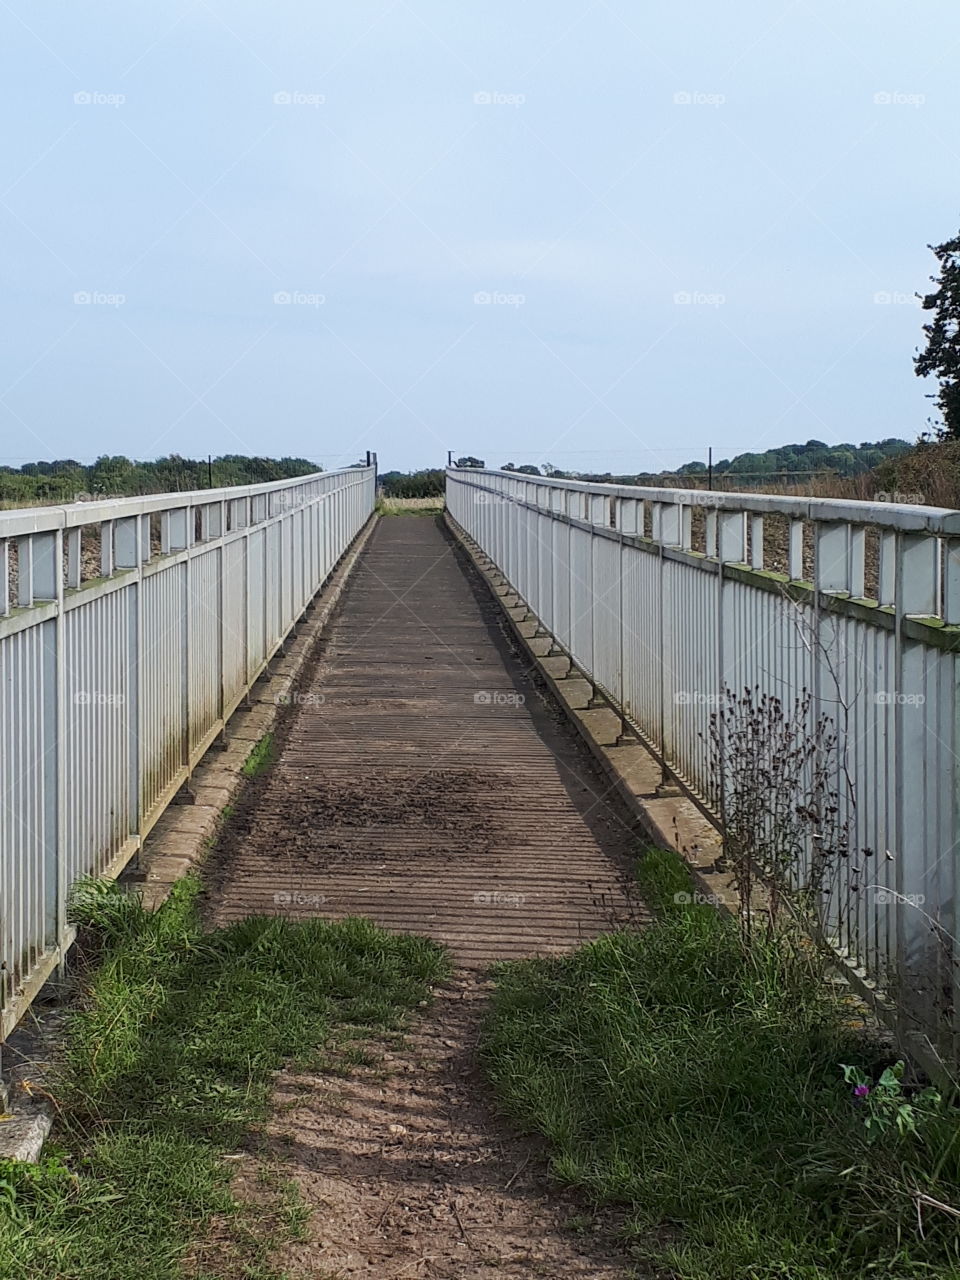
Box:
[242,974,633,1279]
[204,516,647,1277]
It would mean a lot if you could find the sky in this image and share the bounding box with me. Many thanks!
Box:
[0,1,957,476]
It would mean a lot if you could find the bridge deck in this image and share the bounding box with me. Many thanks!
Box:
[208,516,640,965]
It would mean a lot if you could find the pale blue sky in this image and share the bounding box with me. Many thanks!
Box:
[1,1,956,474]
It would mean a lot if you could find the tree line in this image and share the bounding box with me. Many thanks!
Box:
[470,439,913,486]
[0,454,320,505]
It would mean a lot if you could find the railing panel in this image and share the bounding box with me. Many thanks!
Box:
[0,465,374,1037]
[188,548,222,754]
[569,524,594,674]
[0,625,52,1006]
[447,465,960,1062]
[222,540,247,709]
[64,590,134,886]
[142,565,187,817]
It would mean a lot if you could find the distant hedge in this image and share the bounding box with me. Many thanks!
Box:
[378,469,445,498]
[0,454,320,504]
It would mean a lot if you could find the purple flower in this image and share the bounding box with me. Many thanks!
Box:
[854,1084,871,1099]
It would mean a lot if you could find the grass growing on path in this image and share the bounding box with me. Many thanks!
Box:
[0,879,448,1280]
[242,732,275,778]
[482,849,960,1279]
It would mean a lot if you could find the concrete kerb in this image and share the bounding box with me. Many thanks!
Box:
[444,512,733,914]
[0,511,379,1162]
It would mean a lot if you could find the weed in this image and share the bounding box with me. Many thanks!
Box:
[841,1060,943,1143]
[242,733,275,778]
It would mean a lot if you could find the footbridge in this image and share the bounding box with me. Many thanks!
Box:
[2,464,959,1062]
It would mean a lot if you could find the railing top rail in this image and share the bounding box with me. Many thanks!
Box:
[447,467,960,535]
[0,465,375,537]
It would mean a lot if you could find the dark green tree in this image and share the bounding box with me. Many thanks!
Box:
[916,232,960,438]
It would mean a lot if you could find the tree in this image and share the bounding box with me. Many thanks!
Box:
[916,232,960,438]
[455,456,485,468]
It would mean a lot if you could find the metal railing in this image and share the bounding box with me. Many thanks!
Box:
[0,465,375,1037]
[447,466,960,1060]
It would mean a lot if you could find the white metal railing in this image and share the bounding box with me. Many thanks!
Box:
[0,465,375,1037]
[447,466,960,1059]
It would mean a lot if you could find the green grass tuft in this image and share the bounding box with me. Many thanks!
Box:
[242,733,275,778]
[483,848,960,1279]
[0,878,448,1280]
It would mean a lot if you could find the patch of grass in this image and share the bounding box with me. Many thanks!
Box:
[375,496,444,516]
[242,733,275,777]
[483,848,960,1279]
[0,878,449,1280]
